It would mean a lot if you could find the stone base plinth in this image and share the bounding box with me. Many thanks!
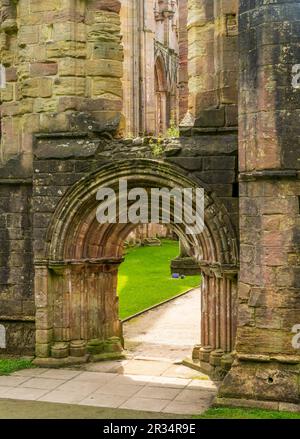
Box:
[187,345,234,380]
[171,257,201,276]
[218,360,300,405]
[90,352,126,362]
[183,357,227,381]
[34,337,125,367]
[33,355,90,368]
[213,397,300,412]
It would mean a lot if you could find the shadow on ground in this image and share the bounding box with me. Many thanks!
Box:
[0,399,189,419]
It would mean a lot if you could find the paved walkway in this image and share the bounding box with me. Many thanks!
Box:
[123,288,201,361]
[0,289,218,416]
[0,363,217,415]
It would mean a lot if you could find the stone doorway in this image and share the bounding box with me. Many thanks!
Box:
[33,159,238,377]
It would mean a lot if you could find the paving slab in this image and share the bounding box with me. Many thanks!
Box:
[94,382,142,397]
[81,393,129,408]
[134,385,181,400]
[13,368,50,377]
[2,387,49,401]
[74,371,118,382]
[19,377,66,390]
[174,388,215,403]
[0,386,15,398]
[114,359,171,376]
[120,397,170,413]
[161,364,205,379]
[40,369,82,380]
[149,376,191,388]
[84,361,128,373]
[39,390,89,405]
[0,376,30,387]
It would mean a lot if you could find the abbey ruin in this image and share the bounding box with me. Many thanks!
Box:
[0,0,299,408]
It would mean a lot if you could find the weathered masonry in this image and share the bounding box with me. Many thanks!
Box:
[0,0,299,408]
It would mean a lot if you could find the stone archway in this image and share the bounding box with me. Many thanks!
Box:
[34,159,238,373]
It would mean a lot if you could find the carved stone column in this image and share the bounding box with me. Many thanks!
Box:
[34,258,124,367]
[191,264,237,378]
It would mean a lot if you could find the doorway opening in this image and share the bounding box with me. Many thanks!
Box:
[117,225,201,363]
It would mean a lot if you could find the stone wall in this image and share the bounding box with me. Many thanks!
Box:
[120,0,181,136]
[218,0,300,406]
[0,183,34,354]
[186,0,238,128]
[0,0,124,354]
[0,0,123,167]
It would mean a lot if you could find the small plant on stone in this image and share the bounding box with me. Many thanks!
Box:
[166,119,180,138]
[150,136,164,157]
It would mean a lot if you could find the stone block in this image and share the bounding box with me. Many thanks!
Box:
[86,59,122,77]
[195,108,225,128]
[36,343,50,358]
[36,329,53,344]
[21,78,53,98]
[53,77,85,96]
[92,77,122,98]
[58,58,86,76]
[30,62,58,77]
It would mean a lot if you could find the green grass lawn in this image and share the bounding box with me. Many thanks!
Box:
[118,239,200,320]
[0,358,34,376]
[196,407,300,419]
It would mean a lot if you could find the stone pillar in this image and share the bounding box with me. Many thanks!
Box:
[178,0,188,122]
[219,0,300,406]
[120,0,140,136]
[141,0,156,134]
[35,263,53,359]
[214,0,238,127]
[185,0,238,129]
[195,266,237,378]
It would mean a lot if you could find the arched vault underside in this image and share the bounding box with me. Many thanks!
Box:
[34,159,238,371]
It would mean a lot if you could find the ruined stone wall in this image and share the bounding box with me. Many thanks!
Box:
[219,0,300,407]
[0,183,34,354]
[0,0,123,168]
[0,0,124,354]
[186,0,238,128]
[120,0,181,136]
